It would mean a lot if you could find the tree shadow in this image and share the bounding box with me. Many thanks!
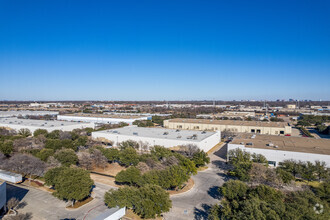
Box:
[213,144,227,160]
[194,204,212,220]
[212,160,231,170]
[16,201,27,210]
[207,186,221,199]
[6,184,29,202]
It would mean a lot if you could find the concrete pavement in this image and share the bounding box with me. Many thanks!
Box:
[6,182,115,220]
[164,143,229,220]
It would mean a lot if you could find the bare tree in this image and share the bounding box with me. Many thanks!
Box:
[7,198,20,212]
[161,156,179,167]
[5,154,47,182]
[78,152,93,170]
[46,156,61,168]
[136,162,151,173]
[59,131,72,140]
[249,163,282,187]
[91,149,108,170]
[178,144,199,158]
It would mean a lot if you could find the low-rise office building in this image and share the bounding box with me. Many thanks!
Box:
[92,126,221,152]
[227,134,330,167]
[0,118,94,133]
[164,118,292,135]
[58,113,150,125]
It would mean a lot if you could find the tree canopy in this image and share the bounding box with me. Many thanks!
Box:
[45,167,94,203]
[104,184,171,219]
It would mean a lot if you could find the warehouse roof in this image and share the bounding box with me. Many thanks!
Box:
[94,126,218,142]
[166,118,289,128]
[60,113,147,119]
[231,134,330,155]
[0,111,59,118]
[0,117,91,128]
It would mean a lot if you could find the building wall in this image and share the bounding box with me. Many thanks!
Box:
[227,143,330,167]
[0,182,6,211]
[164,120,291,135]
[104,207,126,220]
[92,131,221,152]
[0,123,94,133]
[58,115,148,125]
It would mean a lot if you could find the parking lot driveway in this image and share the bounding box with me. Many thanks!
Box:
[164,144,229,220]
[6,182,115,220]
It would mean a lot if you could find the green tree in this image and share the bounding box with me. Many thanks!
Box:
[301,161,316,182]
[54,149,78,166]
[44,166,67,186]
[45,139,76,151]
[115,167,141,186]
[119,140,139,150]
[104,184,171,219]
[96,147,120,162]
[48,167,94,205]
[74,136,88,147]
[220,180,248,201]
[175,154,197,175]
[314,161,329,182]
[118,147,140,166]
[192,150,210,167]
[45,139,63,151]
[133,120,154,127]
[0,140,13,156]
[36,148,54,161]
[18,128,31,137]
[315,181,330,203]
[228,148,251,164]
[47,130,61,139]
[276,168,294,184]
[151,145,174,160]
[33,129,48,137]
[251,153,268,165]
[279,160,303,178]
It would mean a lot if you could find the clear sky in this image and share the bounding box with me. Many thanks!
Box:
[0,0,329,101]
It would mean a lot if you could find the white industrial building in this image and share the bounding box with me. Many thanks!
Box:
[92,126,221,152]
[93,207,126,220]
[0,181,6,212]
[0,111,59,118]
[0,118,94,133]
[228,134,330,167]
[58,113,150,125]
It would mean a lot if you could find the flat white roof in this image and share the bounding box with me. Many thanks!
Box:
[0,111,59,117]
[94,126,217,142]
[0,117,91,128]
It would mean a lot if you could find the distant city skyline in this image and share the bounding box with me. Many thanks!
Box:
[1,0,330,101]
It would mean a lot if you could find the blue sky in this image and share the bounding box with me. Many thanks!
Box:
[0,0,329,101]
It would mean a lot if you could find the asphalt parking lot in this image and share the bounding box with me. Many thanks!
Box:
[164,143,230,220]
[6,182,115,220]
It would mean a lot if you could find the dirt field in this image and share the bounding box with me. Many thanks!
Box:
[92,162,126,176]
[90,173,121,188]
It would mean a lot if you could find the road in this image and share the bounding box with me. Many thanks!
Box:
[6,182,115,220]
[164,143,229,220]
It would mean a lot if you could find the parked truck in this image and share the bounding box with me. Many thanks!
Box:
[0,169,22,184]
